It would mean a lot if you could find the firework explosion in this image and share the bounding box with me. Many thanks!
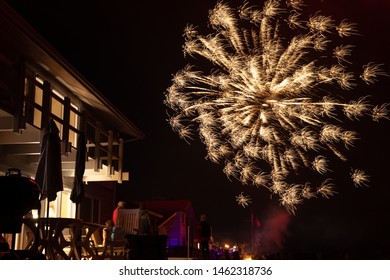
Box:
[165,0,389,213]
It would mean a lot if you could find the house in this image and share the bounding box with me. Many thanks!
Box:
[0,0,144,249]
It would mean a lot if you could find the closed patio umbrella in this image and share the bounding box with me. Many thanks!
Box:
[35,119,63,211]
[34,120,64,259]
[70,132,86,216]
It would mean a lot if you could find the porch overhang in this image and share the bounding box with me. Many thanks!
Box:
[0,112,130,184]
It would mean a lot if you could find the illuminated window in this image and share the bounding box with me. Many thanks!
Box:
[34,86,43,105]
[33,84,43,128]
[33,109,42,128]
[29,76,81,145]
[51,96,63,119]
[69,104,79,147]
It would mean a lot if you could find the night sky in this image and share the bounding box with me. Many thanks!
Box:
[7,0,390,258]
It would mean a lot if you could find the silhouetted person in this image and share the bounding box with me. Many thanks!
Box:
[138,203,151,235]
[196,214,212,259]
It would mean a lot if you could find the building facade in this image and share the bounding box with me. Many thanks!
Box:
[0,0,144,248]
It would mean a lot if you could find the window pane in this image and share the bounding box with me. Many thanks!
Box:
[51,97,63,119]
[70,110,77,127]
[33,108,41,128]
[34,85,43,106]
[69,129,76,147]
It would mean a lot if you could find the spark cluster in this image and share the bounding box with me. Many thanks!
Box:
[165,0,389,213]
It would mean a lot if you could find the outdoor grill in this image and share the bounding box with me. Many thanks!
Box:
[0,168,40,234]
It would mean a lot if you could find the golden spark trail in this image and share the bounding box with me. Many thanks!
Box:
[165,0,389,213]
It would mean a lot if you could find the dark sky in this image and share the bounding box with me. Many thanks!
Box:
[7,0,390,257]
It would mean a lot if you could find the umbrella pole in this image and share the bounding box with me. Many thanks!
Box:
[45,198,50,258]
[75,203,79,219]
[46,198,50,219]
